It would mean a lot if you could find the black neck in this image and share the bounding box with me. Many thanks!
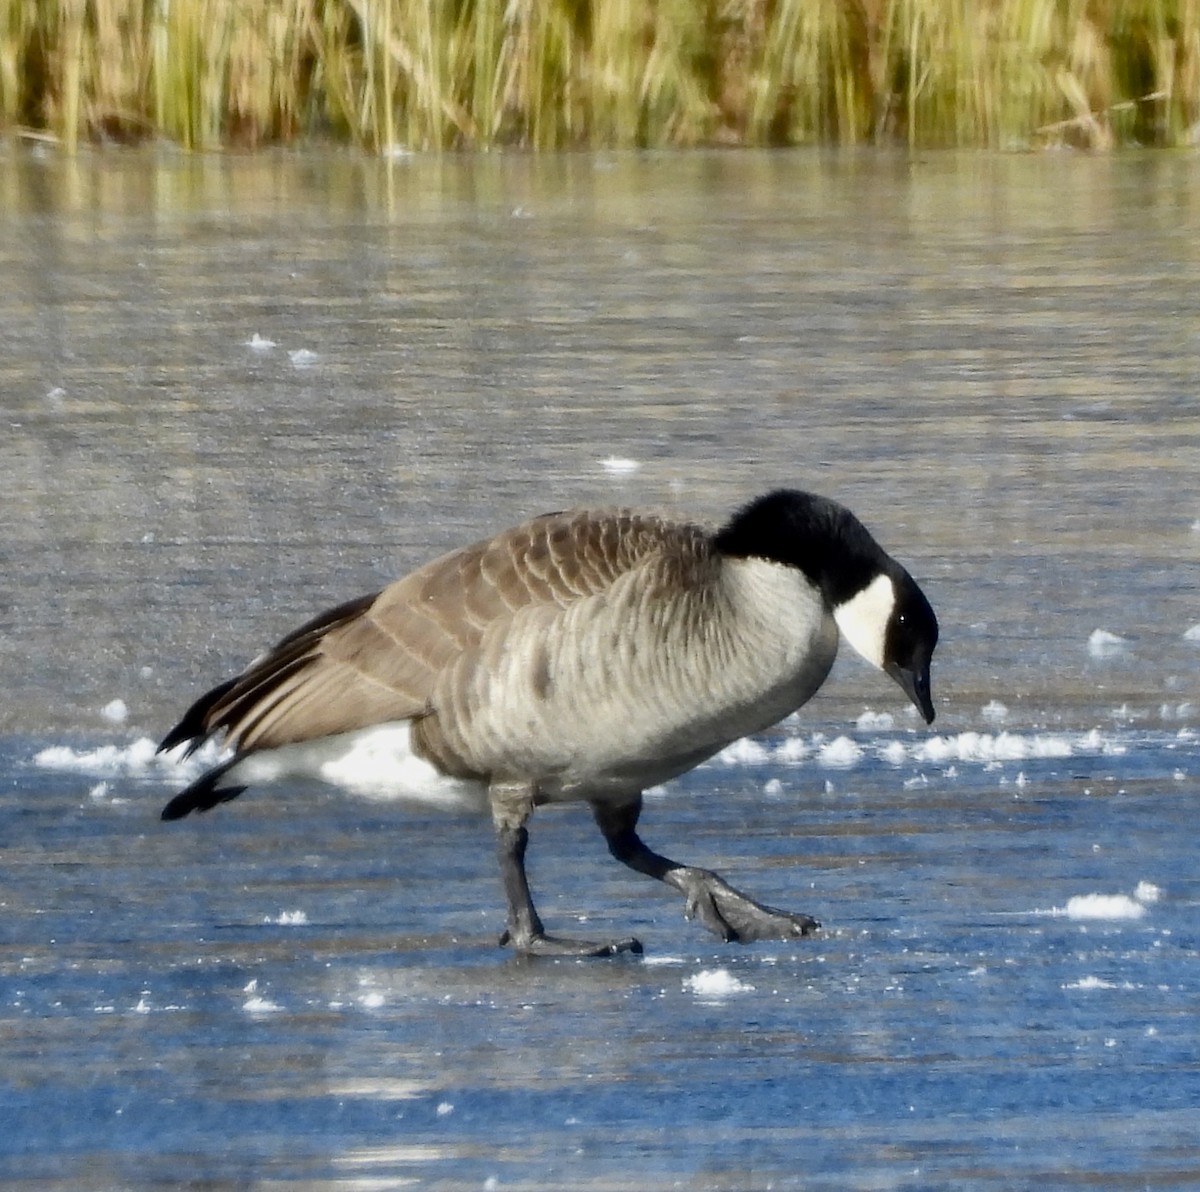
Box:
[714,490,888,606]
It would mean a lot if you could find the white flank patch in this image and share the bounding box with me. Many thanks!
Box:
[233,722,488,812]
[833,573,895,670]
[683,969,755,998]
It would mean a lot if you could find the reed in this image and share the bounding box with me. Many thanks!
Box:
[1,0,1197,151]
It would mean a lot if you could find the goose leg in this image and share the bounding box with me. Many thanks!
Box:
[593,797,820,943]
[491,784,641,957]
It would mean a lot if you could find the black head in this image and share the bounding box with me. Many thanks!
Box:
[715,489,939,723]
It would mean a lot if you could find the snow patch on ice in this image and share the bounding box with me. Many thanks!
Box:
[100,699,128,724]
[1065,883,1160,921]
[818,736,863,768]
[1065,975,1122,991]
[600,456,640,474]
[288,348,319,367]
[1184,623,1200,642]
[242,979,282,1014]
[1133,881,1162,905]
[856,710,894,731]
[36,737,155,773]
[981,700,1008,721]
[1037,882,1161,921]
[773,737,809,764]
[269,910,309,926]
[246,332,276,350]
[684,969,755,999]
[915,731,1074,763]
[243,996,284,1014]
[34,736,225,780]
[1066,893,1147,921]
[1160,701,1195,720]
[717,738,771,766]
[1088,628,1128,655]
[708,727,1128,779]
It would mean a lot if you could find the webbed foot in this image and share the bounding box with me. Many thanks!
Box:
[498,929,644,957]
[672,867,819,943]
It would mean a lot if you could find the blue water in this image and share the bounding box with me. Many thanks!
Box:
[4,147,1200,1188]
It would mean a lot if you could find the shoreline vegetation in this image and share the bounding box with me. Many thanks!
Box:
[1,1,1198,154]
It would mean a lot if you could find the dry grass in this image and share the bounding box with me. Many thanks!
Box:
[1,0,1197,151]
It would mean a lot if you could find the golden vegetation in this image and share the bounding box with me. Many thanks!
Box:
[1,0,1197,152]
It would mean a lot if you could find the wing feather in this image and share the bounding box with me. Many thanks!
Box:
[161,507,713,759]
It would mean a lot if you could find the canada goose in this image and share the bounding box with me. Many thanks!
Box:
[160,489,938,956]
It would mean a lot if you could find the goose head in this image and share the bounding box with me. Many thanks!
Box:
[715,489,939,724]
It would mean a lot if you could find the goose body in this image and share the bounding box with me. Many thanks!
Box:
[161,489,939,955]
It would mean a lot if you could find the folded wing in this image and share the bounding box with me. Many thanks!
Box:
[159,508,707,758]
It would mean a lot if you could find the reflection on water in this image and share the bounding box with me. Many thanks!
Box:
[2,147,1200,1187]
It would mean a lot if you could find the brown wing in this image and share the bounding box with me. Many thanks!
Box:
[160,507,710,756]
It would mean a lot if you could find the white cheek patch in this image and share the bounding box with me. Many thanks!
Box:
[833,573,896,670]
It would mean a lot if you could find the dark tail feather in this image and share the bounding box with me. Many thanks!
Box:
[161,757,248,821]
[157,593,378,759]
[158,677,240,757]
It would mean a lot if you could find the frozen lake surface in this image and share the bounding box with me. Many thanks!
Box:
[3,147,1200,1188]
